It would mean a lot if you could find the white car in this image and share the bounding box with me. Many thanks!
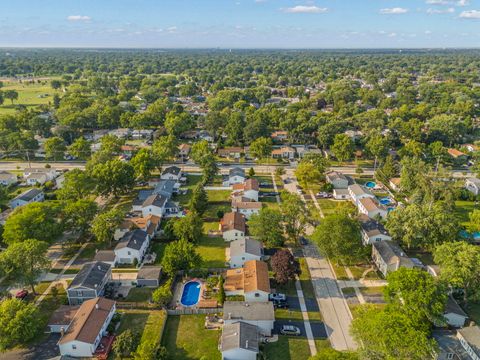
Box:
[269,293,287,302]
[280,325,301,336]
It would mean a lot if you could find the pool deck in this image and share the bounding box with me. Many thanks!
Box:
[171,278,218,309]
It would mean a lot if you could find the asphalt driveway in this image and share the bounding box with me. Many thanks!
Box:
[274,320,327,338]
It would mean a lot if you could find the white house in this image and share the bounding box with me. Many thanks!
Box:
[26,173,48,185]
[58,297,116,358]
[348,184,375,205]
[220,322,259,360]
[231,198,262,219]
[228,238,263,268]
[223,302,275,336]
[359,215,392,245]
[9,188,44,209]
[220,212,246,242]
[232,179,259,202]
[465,178,480,196]
[326,171,349,189]
[457,326,480,360]
[161,166,182,181]
[271,146,295,160]
[389,177,401,192]
[358,197,388,220]
[93,250,117,267]
[141,194,168,218]
[372,241,414,277]
[443,296,468,328]
[114,229,150,265]
[333,189,350,200]
[224,167,246,186]
[224,260,271,302]
[23,167,56,181]
[0,171,17,186]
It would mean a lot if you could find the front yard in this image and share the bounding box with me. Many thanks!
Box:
[162,314,221,360]
[264,337,330,360]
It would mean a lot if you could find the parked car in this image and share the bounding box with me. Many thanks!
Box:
[273,300,289,309]
[259,183,273,188]
[269,293,287,302]
[316,192,332,199]
[15,289,28,300]
[280,325,301,336]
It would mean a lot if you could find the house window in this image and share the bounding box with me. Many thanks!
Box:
[72,345,77,350]
[255,293,260,297]
[128,251,131,255]
[447,354,453,359]
[242,257,245,260]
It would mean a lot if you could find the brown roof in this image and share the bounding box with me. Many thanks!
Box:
[232,178,259,192]
[48,305,80,326]
[232,199,262,210]
[221,212,246,233]
[178,143,191,151]
[390,177,401,186]
[218,147,244,155]
[224,260,270,294]
[58,297,115,345]
[448,148,466,158]
[359,197,384,212]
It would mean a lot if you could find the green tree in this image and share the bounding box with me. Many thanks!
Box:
[3,90,18,105]
[91,159,135,197]
[248,208,284,248]
[172,212,203,243]
[384,267,447,327]
[0,239,50,294]
[466,209,480,234]
[188,184,208,215]
[131,148,155,181]
[331,134,354,162]
[152,135,178,172]
[134,341,168,360]
[376,155,397,182]
[162,240,202,276]
[311,213,363,264]
[56,169,95,200]
[351,305,437,360]
[249,137,273,159]
[63,199,98,235]
[0,298,42,351]
[366,133,389,170]
[44,136,66,161]
[152,279,173,307]
[434,241,480,303]
[2,202,62,244]
[248,167,255,178]
[91,208,124,246]
[280,191,308,241]
[112,329,139,359]
[164,111,193,137]
[68,137,91,160]
[295,161,322,189]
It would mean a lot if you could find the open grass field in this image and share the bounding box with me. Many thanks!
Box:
[454,200,478,226]
[162,315,221,360]
[0,79,61,115]
[264,336,330,360]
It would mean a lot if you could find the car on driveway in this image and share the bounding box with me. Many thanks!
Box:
[273,300,289,309]
[15,289,28,300]
[316,192,332,199]
[280,325,301,336]
[269,293,287,302]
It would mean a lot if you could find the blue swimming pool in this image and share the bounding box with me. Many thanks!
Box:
[365,181,376,189]
[379,197,392,205]
[180,281,201,306]
[460,230,480,241]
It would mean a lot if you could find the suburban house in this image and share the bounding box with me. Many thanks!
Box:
[218,147,244,159]
[464,144,479,153]
[326,171,349,189]
[58,297,116,358]
[271,146,295,160]
[333,189,350,200]
[294,145,322,158]
[9,188,45,209]
[0,171,17,186]
[359,215,392,245]
[232,179,259,202]
[372,241,415,277]
[220,212,246,242]
[23,167,56,181]
[357,197,388,220]
[199,130,214,142]
[433,330,470,360]
[109,128,131,139]
[153,179,178,199]
[114,229,150,265]
[465,178,480,196]
[231,198,262,219]
[48,305,80,333]
[224,167,246,186]
[222,301,275,336]
[93,250,117,266]
[178,143,191,160]
[271,130,288,142]
[220,321,260,360]
[348,184,375,205]
[457,326,480,360]
[132,129,153,140]
[26,172,48,185]
[443,296,468,328]
[114,214,161,240]
[344,129,363,141]
[161,166,182,181]
[448,148,468,162]
[224,260,271,302]
[227,238,263,268]
[67,262,112,305]
[389,177,401,192]
[141,194,168,217]
[136,266,162,287]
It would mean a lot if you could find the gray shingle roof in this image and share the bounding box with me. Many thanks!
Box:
[229,167,245,178]
[162,166,181,176]
[223,301,275,321]
[153,179,176,198]
[13,188,43,202]
[373,241,414,267]
[359,215,390,237]
[445,296,468,318]
[69,261,111,290]
[458,326,480,356]
[221,321,259,353]
[115,229,149,251]
[142,194,167,208]
[230,238,263,257]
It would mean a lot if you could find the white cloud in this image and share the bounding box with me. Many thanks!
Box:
[459,10,480,18]
[167,26,177,33]
[282,5,328,14]
[426,0,468,5]
[425,30,432,34]
[427,7,455,13]
[380,7,409,14]
[67,15,91,22]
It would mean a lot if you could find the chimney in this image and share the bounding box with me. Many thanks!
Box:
[228,312,232,320]
[95,303,99,310]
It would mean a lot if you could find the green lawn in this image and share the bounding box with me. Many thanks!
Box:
[330,262,349,280]
[275,307,322,322]
[204,202,231,219]
[299,258,316,299]
[316,199,355,216]
[197,235,227,268]
[117,309,167,345]
[206,190,231,202]
[151,241,168,265]
[466,302,480,325]
[162,315,221,360]
[264,336,330,360]
[124,287,154,302]
[454,200,478,226]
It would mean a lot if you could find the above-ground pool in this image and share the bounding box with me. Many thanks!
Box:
[365,181,376,189]
[379,197,392,205]
[460,230,480,241]
[180,281,201,306]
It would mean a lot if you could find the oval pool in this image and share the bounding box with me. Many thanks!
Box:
[365,181,376,189]
[180,281,201,306]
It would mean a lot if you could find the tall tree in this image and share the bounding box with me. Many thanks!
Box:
[162,240,202,276]
[172,212,203,243]
[280,191,308,242]
[67,137,91,160]
[131,148,155,181]
[249,137,273,159]
[91,208,124,246]
[331,134,354,162]
[248,208,284,248]
[91,159,135,197]
[3,90,18,105]
[188,184,208,215]
[63,199,98,236]
[56,169,95,201]
[270,249,300,284]
[151,135,178,172]
[44,136,66,161]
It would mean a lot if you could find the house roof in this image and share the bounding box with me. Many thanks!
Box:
[142,194,168,208]
[232,179,259,192]
[433,330,470,360]
[373,241,414,268]
[12,188,43,202]
[48,305,80,326]
[27,173,47,180]
[0,171,16,180]
[153,179,176,198]
[326,171,348,182]
[231,199,262,210]
[223,301,275,321]
[448,148,466,158]
[466,178,480,186]
[69,261,111,290]
[221,321,259,353]
[178,143,191,152]
[390,177,401,186]
[93,250,116,263]
[445,296,468,318]
[24,167,52,174]
[219,147,244,155]
[244,260,270,294]
[229,167,245,177]
[137,266,162,280]
[115,229,149,251]
[162,166,181,176]
[359,215,390,238]
[348,184,373,197]
[457,326,480,356]
[225,268,245,292]
[221,212,246,233]
[359,197,386,213]
[230,238,262,258]
[58,297,115,345]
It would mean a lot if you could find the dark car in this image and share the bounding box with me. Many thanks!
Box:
[273,300,289,309]
[15,289,28,300]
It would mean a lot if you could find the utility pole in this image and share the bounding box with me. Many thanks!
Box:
[25,149,31,168]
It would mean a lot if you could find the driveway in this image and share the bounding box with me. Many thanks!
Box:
[2,333,61,360]
[274,320,327,338]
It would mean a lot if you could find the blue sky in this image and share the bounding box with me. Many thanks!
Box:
[1,0,479,48]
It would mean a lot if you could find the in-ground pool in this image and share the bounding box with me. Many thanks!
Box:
[180,281,201,306]
[460,230,480,241]
[379,197,392,205]
[365,181,376,189]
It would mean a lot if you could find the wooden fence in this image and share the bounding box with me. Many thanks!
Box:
[167,308,221,315]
